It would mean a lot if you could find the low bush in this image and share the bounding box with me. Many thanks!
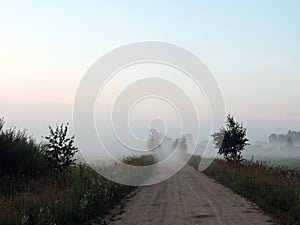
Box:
[0,119,51,175]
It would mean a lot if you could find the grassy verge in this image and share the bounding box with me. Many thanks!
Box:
[189,155,300,225]
[0,118,156,225]
[0,155,155,225]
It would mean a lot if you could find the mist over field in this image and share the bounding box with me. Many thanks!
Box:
[1,1,300,225]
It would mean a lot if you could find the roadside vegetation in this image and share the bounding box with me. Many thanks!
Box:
[0,118,155,225]
[212,114,249,162]
[270,158,300,170]
[189,156,300,225]
[190,115,300,225]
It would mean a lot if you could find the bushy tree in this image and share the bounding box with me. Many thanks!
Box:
[269,133,278,143]
[212,115,249,162]
[43,124,78,172]
[286,137,294,148]
[147,129,162,150]
[173,137,188,152]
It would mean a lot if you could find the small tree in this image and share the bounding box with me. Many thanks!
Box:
[212,115,249,162]
[43,124,78,172]
[147,129,162,150]
[269,133,278,143]
[286,137,294,148]
[178,137,188,152]
[172,137,188,152]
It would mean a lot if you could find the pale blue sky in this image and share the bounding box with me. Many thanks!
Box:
[0,0,300,142]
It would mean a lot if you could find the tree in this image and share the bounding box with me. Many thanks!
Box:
[212,115,249,162]
[147,129,163,150]
[178,137,188,152]
[43,124,78,172]
[286,137,294,148]
[269,133,278,143]
[172,136,188,152]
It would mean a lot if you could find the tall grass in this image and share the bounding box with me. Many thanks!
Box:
[0,119,156,225]
[0,119,50,175]
[0,156,155,225]
[189,155,300,225]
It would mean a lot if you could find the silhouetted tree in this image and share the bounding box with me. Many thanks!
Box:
[269,130,300,144]
[147,129,162,150]
[179,137,187,152]
[172,137,187,152]
[212,115,249,162]
[43,124,78,172]
[269,133,278,143]
[286,137,294,148]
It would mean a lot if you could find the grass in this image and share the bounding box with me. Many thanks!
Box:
[0,156,155,225]
[0,125,51,175]
[269,158,300,170]
[189,155,300,225]
[0,119,155,225]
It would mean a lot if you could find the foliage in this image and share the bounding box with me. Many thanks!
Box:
[123,154,155,166]
[269,130,300,144]
[0,118,50,175]
[212,115,249,162]
[43,124,78,172]
[147,129,163,150]
[0,155,155,225]
[0,119,156,224]
[286,137,294,148]
[173,137,188,152]
[188,155,300,225]
[0,119,154,225]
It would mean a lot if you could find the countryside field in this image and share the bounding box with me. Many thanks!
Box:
[1,117,300,224]
[1,1,300,224]
[0,119,155,225]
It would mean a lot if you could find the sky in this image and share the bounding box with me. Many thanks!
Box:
[0,0,300,144]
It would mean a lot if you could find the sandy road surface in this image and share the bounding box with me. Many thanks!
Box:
[98,165,277,225]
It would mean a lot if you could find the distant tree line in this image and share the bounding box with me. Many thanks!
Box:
[147,128,191,152]
[269,130,300,145]
[148,115,250,163]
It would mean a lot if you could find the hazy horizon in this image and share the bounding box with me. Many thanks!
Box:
[1,1,300,145]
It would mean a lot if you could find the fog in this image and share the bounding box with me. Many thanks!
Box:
[2,102,300,165]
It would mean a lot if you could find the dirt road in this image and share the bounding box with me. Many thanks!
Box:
[99,165,277,225]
